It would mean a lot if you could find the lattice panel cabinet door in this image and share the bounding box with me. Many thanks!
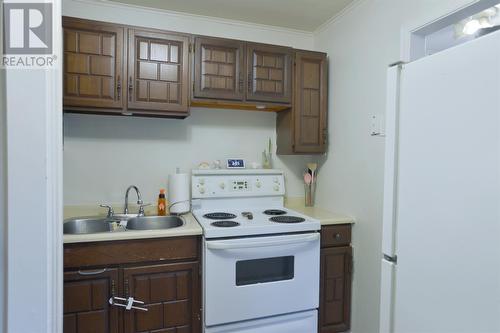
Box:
[127,29,190,114]
[63,268,120,333]
[246,43,293,104]
[193,37,245,101]
[293,51,328,154]
[63,18,125,109]
[123,262,200,333]
[319,247,352,333]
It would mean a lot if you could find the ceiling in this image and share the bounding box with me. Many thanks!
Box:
[108,0,355,31]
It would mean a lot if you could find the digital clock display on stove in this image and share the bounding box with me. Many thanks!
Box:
[227,159,245,169]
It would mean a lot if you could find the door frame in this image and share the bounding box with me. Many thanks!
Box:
[4,1,63,332]
[400,0,499,62]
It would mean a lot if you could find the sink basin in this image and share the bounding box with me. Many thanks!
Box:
[64,217,117,234]
[126,216,184,231]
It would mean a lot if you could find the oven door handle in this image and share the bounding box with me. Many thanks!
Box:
[206,233,320,250]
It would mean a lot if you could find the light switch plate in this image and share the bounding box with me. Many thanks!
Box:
[370,114,385,136]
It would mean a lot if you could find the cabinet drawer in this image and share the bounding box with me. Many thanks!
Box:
[64,236,199,268]
[321,225,351,247]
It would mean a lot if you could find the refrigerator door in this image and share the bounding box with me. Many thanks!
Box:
[382,64,402,258]
[394,31,500,332]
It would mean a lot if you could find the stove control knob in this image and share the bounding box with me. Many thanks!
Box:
[273,185,280,191]
[255,181,262,188]
[219,182,226,189]
[199,187,206,194]
[199,178,205,185]
[273,177,279,184]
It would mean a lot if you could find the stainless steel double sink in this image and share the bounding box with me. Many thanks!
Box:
[63,215,184,235]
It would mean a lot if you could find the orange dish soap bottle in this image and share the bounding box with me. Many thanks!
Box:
[157,189,167,216]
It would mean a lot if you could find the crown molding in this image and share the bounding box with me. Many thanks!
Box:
[70,0,314,38]
[314,0,369,35]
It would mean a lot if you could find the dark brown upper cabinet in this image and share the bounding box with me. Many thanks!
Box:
[127,29,190,115]
[277,50,328,155]
[193,37,245,101]
[63,17,125,109]
[246,43,293,104]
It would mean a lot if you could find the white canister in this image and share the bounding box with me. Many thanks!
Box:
[168,173,191,214]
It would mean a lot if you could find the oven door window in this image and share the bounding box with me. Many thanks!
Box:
[235,256,294,286]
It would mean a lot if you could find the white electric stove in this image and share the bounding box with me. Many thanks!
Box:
[191,169,320,333]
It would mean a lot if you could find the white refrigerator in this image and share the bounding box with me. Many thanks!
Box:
[380,30,500,333]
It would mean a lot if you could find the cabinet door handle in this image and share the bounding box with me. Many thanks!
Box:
[116,75,121,99]
[239,72,243,92]
[78,268,107,276]
[128,77,133,101]
[248,75,252,92]
[334,233,342,240]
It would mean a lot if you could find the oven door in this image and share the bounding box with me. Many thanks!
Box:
[204,232,320,327]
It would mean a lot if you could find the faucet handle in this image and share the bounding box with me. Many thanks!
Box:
[138,203,151,217]
[100,204,115,218]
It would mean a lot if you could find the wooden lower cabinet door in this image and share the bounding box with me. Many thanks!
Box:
[63,268,120,333]
[319,246,352,333]
[123,262,200,333]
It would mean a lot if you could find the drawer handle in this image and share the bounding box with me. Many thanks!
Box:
[78,268,107,276]
[334,233,342,240]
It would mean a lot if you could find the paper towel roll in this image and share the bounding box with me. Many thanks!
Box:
[168,173,191,214]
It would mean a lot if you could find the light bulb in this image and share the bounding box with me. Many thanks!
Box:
[479,17,493,28]
[463,19,481,35]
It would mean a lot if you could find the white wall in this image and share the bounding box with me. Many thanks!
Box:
[62,0,315,206]
[313,0,477,332]
[64,110,310,205]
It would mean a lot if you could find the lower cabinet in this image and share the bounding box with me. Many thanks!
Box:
[319,225,353,333]
[64,237,201,333]
[64,268,120,333]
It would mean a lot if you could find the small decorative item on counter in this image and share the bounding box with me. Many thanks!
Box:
[158,189,167,216]
[304,163,318,207]
[212,160,222,169]
[198,161,211,169]
[262,138,272,169]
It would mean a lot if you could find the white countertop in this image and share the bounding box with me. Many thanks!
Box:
[285,198,355,226]
[63,205,202,244]
[63,199,353,243]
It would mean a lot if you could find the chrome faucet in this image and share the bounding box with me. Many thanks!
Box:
[124,185,146,216]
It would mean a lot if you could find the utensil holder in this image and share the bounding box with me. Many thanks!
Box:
[305,183,316,207]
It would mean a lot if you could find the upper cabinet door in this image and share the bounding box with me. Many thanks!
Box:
[127,29,190,114]
[194,37,245,101]
[293,51,328,154]
[63,18,125,109]
[246,43,293,104]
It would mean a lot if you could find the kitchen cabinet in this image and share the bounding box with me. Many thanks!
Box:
[193,37,245,101]
[246,43,293,104]
[64,237,201,333]
[127,29,190,115]
[277,50,328,154]
[123,263,199,333]
[63,17,125,109]
[319,225,352,333]
[191,39,293,111]
[63,18,190,117]
[63,268,120,333]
